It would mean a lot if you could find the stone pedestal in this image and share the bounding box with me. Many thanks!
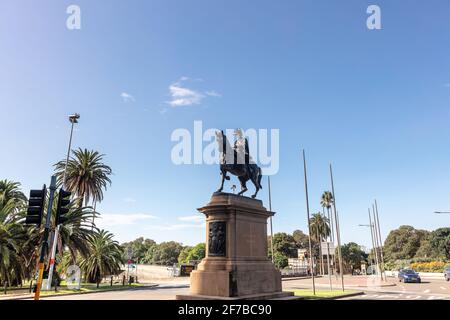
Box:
[176,192,293,300]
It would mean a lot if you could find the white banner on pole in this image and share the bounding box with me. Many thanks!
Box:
[321,242,335,255]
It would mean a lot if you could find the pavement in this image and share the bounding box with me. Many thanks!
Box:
[33,284,191,300]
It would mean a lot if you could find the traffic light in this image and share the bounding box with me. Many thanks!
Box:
[55,189,72,225]
[26,186,47,226]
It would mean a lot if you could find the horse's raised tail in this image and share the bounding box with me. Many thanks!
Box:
[258,167,263,189]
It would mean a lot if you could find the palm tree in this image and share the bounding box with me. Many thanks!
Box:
[0,180,27,286]
[0,180,27,205]
[320,191,334,241]
[79,230,124,287]
[320,191,336,274]
[54,148,113,207]
[19,193,98,280]
[54,148,112,229]
[48,192,98,261]
[310,212,331,275]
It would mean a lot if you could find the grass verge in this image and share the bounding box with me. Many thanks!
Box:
[39,283,144,296]
[288,289,362,299]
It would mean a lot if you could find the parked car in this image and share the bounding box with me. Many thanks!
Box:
[398,269,421,283]
[445,267,450,282]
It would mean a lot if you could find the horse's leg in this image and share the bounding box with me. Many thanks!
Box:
[250,174,260,199]
[237,177,248,196]
[217,168,226,192]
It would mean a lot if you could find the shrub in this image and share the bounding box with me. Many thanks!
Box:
[410,261,450,273]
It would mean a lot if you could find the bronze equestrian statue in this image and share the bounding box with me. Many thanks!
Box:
[215,130,263,198]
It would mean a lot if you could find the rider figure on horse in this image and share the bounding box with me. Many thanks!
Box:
[233,128,250,165]
[233,128,259,183]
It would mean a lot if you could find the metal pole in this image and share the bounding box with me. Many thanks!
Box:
[374,200,386,281]
[326,206,335,276]
[268,176,274,263]
[302,150,315,295]
[326,241,333,291]
[372,204,382,280]
[368,209,380,277]
[62,120,75,187]
[47,117,77,290]
[34,176,56,300]
[323,206,331,281]
[330,164,344,291]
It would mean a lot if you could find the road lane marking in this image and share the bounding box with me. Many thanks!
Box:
[424,289,430,293]
[440,286,447,290]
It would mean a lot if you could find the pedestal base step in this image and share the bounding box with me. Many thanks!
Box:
[176,291,294,300]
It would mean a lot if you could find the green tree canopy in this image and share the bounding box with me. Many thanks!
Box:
[428,228,450,260]
[341,242,368,272]
[383,225,430,261]
[273,252,288,269]
[178,246,193,264]
[292,230,309,249]
[54,148,112,206]
[0,180,27,286]
[149,241,184,266]
[271,232,298,258]
[178,243,205,264]
[79,230,124,287]
[121,237,156,263]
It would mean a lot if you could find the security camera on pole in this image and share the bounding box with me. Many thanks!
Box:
[46,113,79,290]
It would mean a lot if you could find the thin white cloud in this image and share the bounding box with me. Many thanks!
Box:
[165,77,220,108]
[123,197,136,203]
[121,92,135,103]
[178,215,204,222]
[167,84,204,107]
[146,223,205,231]
[205,90,222,97]
[99,213,157,226]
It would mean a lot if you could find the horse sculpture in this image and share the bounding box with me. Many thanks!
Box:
[215,130,263,198]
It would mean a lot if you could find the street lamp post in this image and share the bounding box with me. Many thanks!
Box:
[46,113,80,290]
[359,217,380,278]
[368,209,381,279]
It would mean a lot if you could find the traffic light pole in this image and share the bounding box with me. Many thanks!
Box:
[34,175,57,300]
[46,225,60,290]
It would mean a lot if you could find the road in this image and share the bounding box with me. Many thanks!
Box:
[32,276,450,300]
[283,276,450,300]
[340,279,450,300]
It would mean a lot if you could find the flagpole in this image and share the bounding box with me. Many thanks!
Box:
[330,163,344,292]
[268,176,274,262]
[302,150,315,295]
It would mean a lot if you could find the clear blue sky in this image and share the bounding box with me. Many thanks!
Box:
[1,0,450,248]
